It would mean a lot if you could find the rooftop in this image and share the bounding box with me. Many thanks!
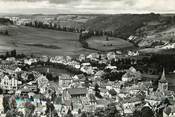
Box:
[67,88,88,96]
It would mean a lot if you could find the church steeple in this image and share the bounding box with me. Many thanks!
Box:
[158,68,168,92]
[159,68,167,83]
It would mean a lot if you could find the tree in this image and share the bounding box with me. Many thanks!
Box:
[64,109,73,117]
[163,98,171,106]
[4,30,9,35]
[6,109,16,117]
[46,73,53,81]
[10,49,16,57]
[94,83,102,98]
[25,102,35,117]
[0,88,3,94]
[5,51,10,58]
[9,95,17,109]
[3,95,10,113]
[84,77,90,88]
[105,103,121,117]
[78,109,81,114]
[81,112,87,117]
[141,106,154,117]
[28,74,35,81]
[94,83,100,92]
[94,108,105,117]
[106,36,109,41]
[133,109,141,117]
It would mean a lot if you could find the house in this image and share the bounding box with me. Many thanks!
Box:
[37,75,48,94]
[96,99,110,108]
[6,57,16,62]
[1,75,22,91]
[122,97,142,114]
[15,67,22,73]
[40,56,49,63]
[20,83,38,93]
[79,54,86,62]
[59,74,72,88]
[63,88,88,100]
[24,58,37,65]
[128,35,137,41]
[86,53,100,61]
[161,43,175,49]
[94,70,105,79]
[122,67,142,82]
[163,105,175,117]
[145,96,161,106]
[66,56,72,62]
[88,93,96,105]
[107,52,116,60]
[73,74,86,80]
[105,64,117,70]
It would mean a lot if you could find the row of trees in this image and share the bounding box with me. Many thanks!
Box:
[0,50,26,60]
[25,21,83,33]
[0,30,9,36]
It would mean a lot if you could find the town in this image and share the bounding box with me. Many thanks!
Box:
[1,1,175,117]
[0,48,174,117]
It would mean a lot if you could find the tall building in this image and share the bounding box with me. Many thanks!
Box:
[158,68,168,92]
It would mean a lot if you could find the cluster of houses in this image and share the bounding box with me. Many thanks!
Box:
[0,51,174,117]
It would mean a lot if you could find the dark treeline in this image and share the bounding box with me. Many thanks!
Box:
[0,50,26,60]
[25,21,83,33]
[111,54,175,74]
[98,54,175,81]
[0,18,13,25]
[0,30,9,36]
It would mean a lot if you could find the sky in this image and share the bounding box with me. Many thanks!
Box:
[0,0,175,14]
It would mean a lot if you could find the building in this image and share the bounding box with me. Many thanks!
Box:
[122,67,142,82]
[59,74,72,88]
[157,69,168,93]
[37,75,48,94]
[1,75,22,91]
[63,88,88,100]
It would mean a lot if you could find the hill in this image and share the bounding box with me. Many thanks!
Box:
[85,13,161,39]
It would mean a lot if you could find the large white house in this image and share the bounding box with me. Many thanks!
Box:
[1,75,22,90]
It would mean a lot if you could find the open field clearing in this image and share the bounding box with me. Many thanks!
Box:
[0,25,96,56]
[87,36,134,51]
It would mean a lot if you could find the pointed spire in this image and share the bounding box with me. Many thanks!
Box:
[47,68,50,73]
[159,68,167,83]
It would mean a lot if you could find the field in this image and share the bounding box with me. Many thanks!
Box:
[0,25,96,56]
[87,36,134,51]
[0,25,134,57]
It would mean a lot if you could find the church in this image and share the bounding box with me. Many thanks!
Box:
[157,68,168,93]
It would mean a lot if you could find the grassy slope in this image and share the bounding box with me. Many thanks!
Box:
[87,36,134,51]
[0,25,96,56]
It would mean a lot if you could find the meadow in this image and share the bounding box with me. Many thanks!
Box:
[87,36,134,51]
[0,25,134,57]
[0,25,95,56]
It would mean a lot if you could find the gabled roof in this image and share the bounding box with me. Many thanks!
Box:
[67,88,87,96]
